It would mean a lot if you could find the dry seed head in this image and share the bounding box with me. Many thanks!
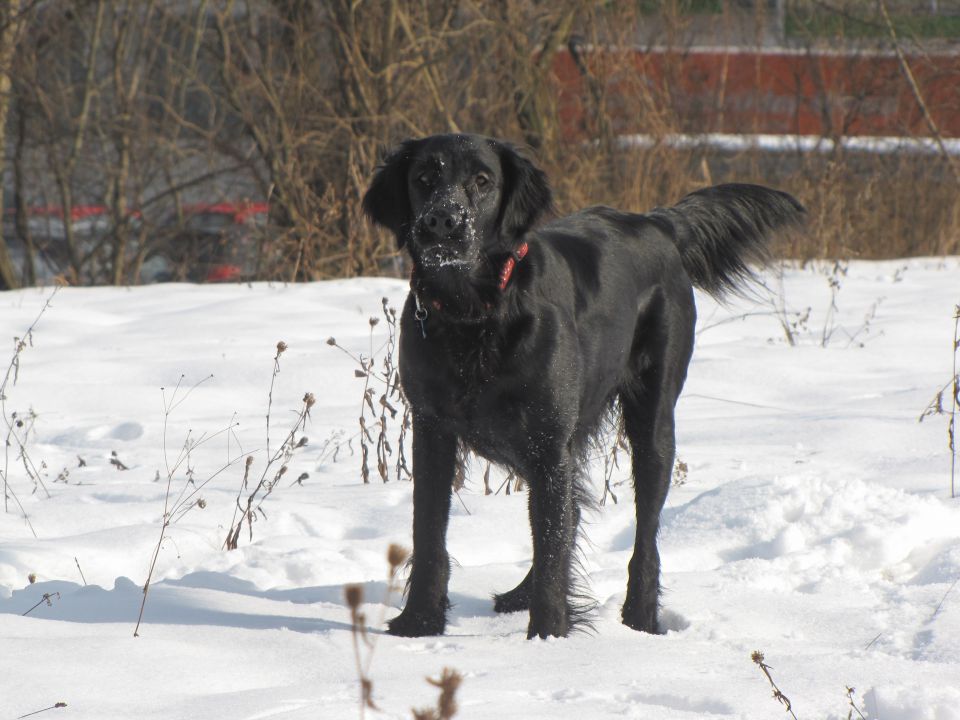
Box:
[303,392,316,409]
[388,543,410,571]
[276,341,288,354]
[28,573,37,584]
[422,668,462,720]
[344,583,363,609]
[245,456,254,467]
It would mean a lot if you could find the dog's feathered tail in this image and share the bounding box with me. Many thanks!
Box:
[647,183,806,298]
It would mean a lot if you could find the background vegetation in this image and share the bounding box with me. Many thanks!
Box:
[0,0,958,288]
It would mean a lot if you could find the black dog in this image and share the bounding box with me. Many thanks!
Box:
[362,133,804,639]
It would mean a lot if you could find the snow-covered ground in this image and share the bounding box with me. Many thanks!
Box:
[0,259,958,720]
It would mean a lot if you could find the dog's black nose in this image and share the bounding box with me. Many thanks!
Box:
[422,206,464,240]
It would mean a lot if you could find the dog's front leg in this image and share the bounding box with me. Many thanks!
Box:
[387,414,457,637]
[526,455,577,639]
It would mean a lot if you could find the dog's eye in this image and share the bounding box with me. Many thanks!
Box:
[417,172,434,187]
[475,174,490,190]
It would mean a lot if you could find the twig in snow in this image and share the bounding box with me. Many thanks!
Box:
[930,576,959,621]
[16,702,68,719]
[22,592,61,617]
[109,450,129,470]
[751,651,799,720]
[845,686,867,720]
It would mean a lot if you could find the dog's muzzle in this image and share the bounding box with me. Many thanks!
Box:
[419,201,466,242]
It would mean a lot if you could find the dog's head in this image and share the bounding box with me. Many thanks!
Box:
[362,134,551,272]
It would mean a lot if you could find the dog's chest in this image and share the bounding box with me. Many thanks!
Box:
[400,322,529,432]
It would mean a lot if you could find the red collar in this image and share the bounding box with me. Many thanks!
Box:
[410,242,529,334]
[497,242,529,291]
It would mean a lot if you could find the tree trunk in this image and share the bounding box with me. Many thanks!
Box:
[0,0,25,289]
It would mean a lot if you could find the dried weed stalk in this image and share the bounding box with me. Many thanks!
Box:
[759,266,810,347]
[412,668,463,720]
[345,543,410,719]
[482,461,520,496]
[0,288,59,536]
[135,374,244,637]
[15,701,68,719]
[225,342,314,549]
[845,686,867,720]
[672,457,689,488]
[919,304,960,498]
[21,591,60,617]
[751,651,799,720]
[493,468,522,496]
[600,422,628,506]
[327,298,410,483]
[750,262,882,349]
[817,261,883,349]
[74,556,87,586]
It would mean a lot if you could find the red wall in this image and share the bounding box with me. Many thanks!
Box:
[553,47,960,140]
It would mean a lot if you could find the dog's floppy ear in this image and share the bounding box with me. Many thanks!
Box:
[362,139,423,247]
[495,141,552,242]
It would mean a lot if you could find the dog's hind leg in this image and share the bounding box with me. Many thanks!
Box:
[619,294,694,633]
[619,388,674,633]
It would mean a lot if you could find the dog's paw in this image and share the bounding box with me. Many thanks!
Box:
[621,600,661,634]
[526,605,570,639]
[386,608,447,637]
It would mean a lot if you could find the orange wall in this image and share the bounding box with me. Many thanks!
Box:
[553,47,960,139]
